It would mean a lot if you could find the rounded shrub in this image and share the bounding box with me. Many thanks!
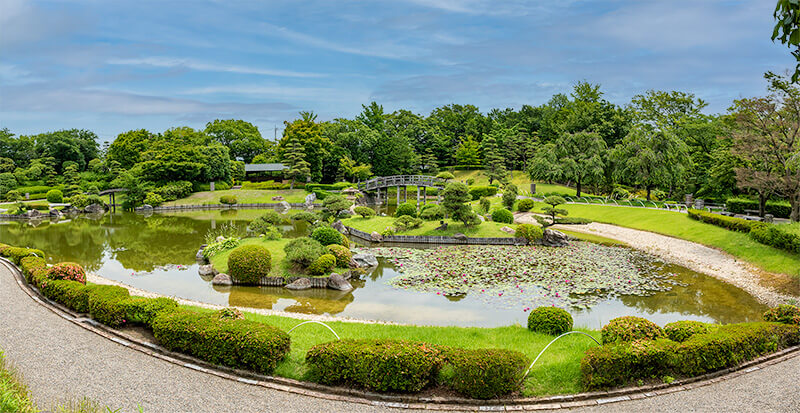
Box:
[394,215,423,231]
[354,206,376,218]
[515,224,543,242]
[47,262,87,284]
[68,194,90,208]
[308,254,336,275]
[395,202,418,218]
[227,245,272,284]
[326,244,352,267]
[46,189,63,203]
[5,189,21,202]
[763,304,800,325]
[517,198,535,212]
[419,204,444,220]
[601,316,665,344]
[284,237,325,268]
[527,306,573,335]
[143,192,164,206]
[491,208,514,224]
[311,226,345,246]
[664,320,710,342]
[479,197,491,213]
[219,195,238,205]
[443,348,529,399]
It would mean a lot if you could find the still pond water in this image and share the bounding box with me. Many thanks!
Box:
[0,209,766,328]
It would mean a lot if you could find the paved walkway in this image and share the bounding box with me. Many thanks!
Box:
[1,264,799,412]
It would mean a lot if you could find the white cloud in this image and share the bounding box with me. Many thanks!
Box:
[106,56,325,78]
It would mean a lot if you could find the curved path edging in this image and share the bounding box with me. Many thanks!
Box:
[3,258,799,411]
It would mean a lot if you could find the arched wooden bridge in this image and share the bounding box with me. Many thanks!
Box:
[357,175,446,205]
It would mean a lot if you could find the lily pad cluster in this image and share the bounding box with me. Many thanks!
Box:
[356,243,681,311]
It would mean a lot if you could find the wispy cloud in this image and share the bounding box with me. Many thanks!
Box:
[107,56,325,78]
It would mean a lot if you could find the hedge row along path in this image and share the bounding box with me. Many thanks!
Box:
[2,261,800,411]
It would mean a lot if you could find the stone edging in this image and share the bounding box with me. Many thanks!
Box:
[3,257,799,411]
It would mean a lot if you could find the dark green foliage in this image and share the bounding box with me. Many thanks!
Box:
[152,309,290,374]
[541,196,568,226]
[153,181,193,201]
[441,348,529,399]
[478,197,491,214]
[305,339,444,392]
[311,226,346,246]
[517,198,535,212]
[502,183,518,210]
[664,321,710,342]
[394,215,423,231]
[308,253,336,275]
[353,206,375,218]
[322,194,352,217]
[123,297,179,326]
[687,209,755,232]
[326,244,352,267]
[395,202,418,218]
[468,186,498,200]
[601,316,665,344]
[515,224,543,242]
[527,307,573,335]
[86,284,131,327]
[749,223,800,254]
[726,198,791,218]
[219,195,238,205]
[248,210,286,236]
[290,210,319,223]
[491,208,514,224]
[763,304,800,325]
[581,338,679,389]
[46,189,63,203]
[284,237,325,268]
[419,204,444,220]
[227,245,272,284]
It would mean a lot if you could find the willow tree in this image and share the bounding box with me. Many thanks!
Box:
[612,127,690,201]
[529,131,605,197]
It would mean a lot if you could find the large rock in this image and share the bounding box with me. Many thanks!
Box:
[84,203,104,214]
[196,247,207,261]
[211,273,232,286]
[370,231,383,242]
[332,220,349,235]
[25,209,42,218]
[286,277,312,290]
[351,253,378,268]
[327,273,353,291]
[500,226,515,234]
[48,209,63,219]
[271,195,285,201]
[541,229,569,247]
[304,192,317,208]
[278,201,291,212]
[453,233,468,241]
[198,264,217,276]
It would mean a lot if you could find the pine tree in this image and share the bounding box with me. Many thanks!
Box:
[282,136,310,189]
[419,147,439,174]
[483,131,507,185]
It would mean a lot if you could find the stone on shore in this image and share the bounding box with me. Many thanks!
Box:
[211,273,232,286]
[327,273,353,291]
[286,277,312,290]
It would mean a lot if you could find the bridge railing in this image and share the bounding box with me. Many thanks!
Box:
[357,175,446,191]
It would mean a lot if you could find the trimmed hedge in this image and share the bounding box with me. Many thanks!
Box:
[395,202,418,218]
[517,198,535,212]
[687,209,755,233]
[527,307,573,335]
[308,254,336,275]
[219,195,238,205]
[47,262,86,284]
[326,244,352,267]
[305,339,444,392]
[726,198,791,218]
[40,279,91,313]
[763,304,800,325]
[491,208,514,224]
[310,227,345,247]
[86,285,131,327]
[750,223,800,254]
[123,297,179,326]
[442,348,529,399]
[0,245,45,265]
[152,309,290,374]
[664,321,709,342]
[515,224,543,242]
[227,245,272,284]
[46,189,63,203]
[468,186,498,200]
[601,316,665,344]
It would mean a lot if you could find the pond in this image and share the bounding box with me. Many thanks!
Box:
[0,209,767,328]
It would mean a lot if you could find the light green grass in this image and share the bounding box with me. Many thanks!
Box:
[164,189,308,206]
[558,228,628,246]
[182,304,598,396]
[341,216,514,238]
[451,169,587,196]
[0,349,35,413]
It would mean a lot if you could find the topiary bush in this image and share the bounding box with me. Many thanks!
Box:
[68,193,90,209]
[152,308,290,374]
[527,306,573,335]
[86,284,131,327]
[326,244,352,267]
[284,237,325,268]
[311,226,345,246]
[763,304,800,325]
[515,224,543,243]
[687,209,755,233]
[19,256,47,284]
[491,208,514,224]
[664,320,710,342]
[47,262,87,284]
[308,254,336,275]
[0,246,45,265]
[517,198,535,212]
[227,245,272,284]
[395,202,418,218]
[143,192,164,206]
[442,348,529,399]
[219,195,238,205]
[468,186,498,200]
[123,297,179,326]
[394,215,423,231]
[39,279,91,313]
[419,204,444,220]
[248,212,284,237]
[353,206,376,218]
[305,339,444,392]
[291,210,318,223]
[601,316,665,344]
[46,189,63,203]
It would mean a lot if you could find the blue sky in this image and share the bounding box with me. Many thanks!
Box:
[0,0,793,142]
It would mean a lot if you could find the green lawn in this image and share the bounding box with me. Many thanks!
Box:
[209,237,348,277]
[164,189,309,206]
[183,304,599,397]
[341,216,514,238]
[0,349,34,413]
[451,169,588,196]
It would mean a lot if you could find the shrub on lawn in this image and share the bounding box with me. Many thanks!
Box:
[284,237,325,268]
[515,224,543,242]
[763,304,800,325]
[441,348,529,399]
[749,223,800,254]
[394,215,423,231]
[395,202,418,218]
[219,195,238,205]
[290,210,319,224]
[46,189,63,203]
[227,245,272,284]
[86,284,131,327]
[479,197,491,214]
[664,321,710,342]
[311,226,346,247]
[326,244,352,267]
[468,186,498,200]
[517,198,535,212]
[686,209,755,233]
[527,307,573,335]
[491,208,514,224]
[419,204,444,220]
[123,297,179,326]
[305,339,444,392]
[248,212,285,237]
[581,338,679,389]
[353,206,375,218]
[308,254,336,275]
[601,316,665,344]
[152,309,290,374]
[47,262,86,284]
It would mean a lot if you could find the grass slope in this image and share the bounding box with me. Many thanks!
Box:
[451,169,588,196]
[341,216,514,238]
[164,189,308,206]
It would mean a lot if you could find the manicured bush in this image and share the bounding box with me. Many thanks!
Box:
[68,194,90,209]
[248,211,285,237]
[86,284,131,327]
[308,254,336,275]
[436,171,455,180]
[0,246,45,265]
[326,244,352,267]
[763,304,800,325]
[217,307,245,320]
[47,262,86,284]
[19,256,47,285]
[555,217,593,225]
[290,210,318,223]
[227,245,272,284]
[219,195,238,205]
[353,206,376,218]
[750,223,800,254]
[123,297,179,326]
[502,184,518,210]
[478,197,491,213]
[491,208,514,224]
[687,209,755,233]
[442,348,529,399]
[311,226,345,247]
[601,316,665,344]
[46,189,63,203]
[581,338,679,389]
[305,339,444,392]
[284,237,325,268]
[527,306,573,335]
[515,224,543,242]
[517,198,535,212]
[468,186,498,200]
[143,192,164,206]
[664,320,710,342]
[152,309,290,374]
[726,197,791,218]
[395,202,418,218]
[394,215,423,231]
[419,204,444,220]
[39,279,91,313]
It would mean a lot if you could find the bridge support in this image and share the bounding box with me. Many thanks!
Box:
[416,186,420,206]
[423,186,426,204]
[396,186,400,206]
[376,188,381,206]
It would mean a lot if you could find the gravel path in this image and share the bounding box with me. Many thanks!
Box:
[514,215,796,307]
